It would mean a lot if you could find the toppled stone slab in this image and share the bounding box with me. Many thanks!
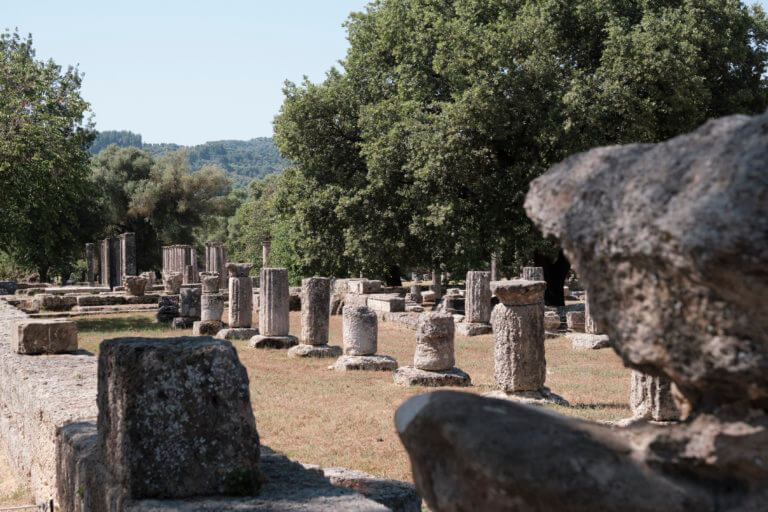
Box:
[287,344,342,358]
[329,355,398,372]
[215,328,260,341]
[377,311,420,330]
[393,366,471,387]
[455,322,492,336]
[482,387,569,407]
[248,334,299,349]
[34,294,77,311]
[11,318,78,354]
[322,467,422,512]
[98,337,261,500]
[367,295,405,313]
[567,333,611,350]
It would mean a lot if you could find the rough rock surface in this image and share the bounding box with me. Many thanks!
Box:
[180,287,201,319]
[162,272,183,294]
[566,310,585,332]
[568,332,611,350]
[192,320,223,336]
[248,334,299,349]
[301,277,330,345]
[544,310,562,331]
[11,318,78,354]
[200,294,224,322]
[464,271,491,323]
[156,295,179,323]
[414,313,455,371]
[630,370,681,421]
[322,467,422,512]
[215,327,259,341]
[199,272,220,294]
[287,343,342,359]
[521,266,544,281]
[525,111,768,406]
[123,276,148,297]
[226,262,253,278]
[454,322,492,337]
[329,354,398,372]
[342,306,378,355]
[491,280,546,306]
[98,337,261,499]
[259,268,290,336]
[393,366,471,387]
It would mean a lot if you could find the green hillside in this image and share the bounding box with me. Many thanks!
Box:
[89,130,285,188]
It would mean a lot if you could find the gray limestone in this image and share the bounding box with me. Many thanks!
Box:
[200,272,220,294]
[393,366,471,387]
[85,243,95,282]
[413,312,455,371]
[162,272,183,294]
[464,271,491,324]
[630,371,681,421]
[329,354,398,371]
[521,266,544,282]
[11,318,78,354]
[192,320,223,336]
[342,306,378,356]
[180,287,201,319]
[215,328,260,341]
[200,294,224,322]
[228,276,253,328]
[566,310,585,332]
[287,343,342,358]
[259,268,290,336]
[301,277,330,345]
[123,276,148,297]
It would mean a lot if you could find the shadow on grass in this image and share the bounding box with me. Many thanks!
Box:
[75,316,168,334]
[568,402,629,411]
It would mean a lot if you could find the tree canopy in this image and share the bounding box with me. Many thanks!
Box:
[269,0,768,285]
[0,30,95,281]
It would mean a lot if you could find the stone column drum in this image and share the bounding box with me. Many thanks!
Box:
[342,306,378,355]
[85,243,95,282]
[248,267,298,349]
[228,267,253,328]
[630,371,681,421]
[394,312,471,386]
[457,271,492,336]
[300,277,330,345]
[486,280,566,405]
[521,266,544,282]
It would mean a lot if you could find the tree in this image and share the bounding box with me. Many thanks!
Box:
[274,0,768,301]
[0,30,95,282]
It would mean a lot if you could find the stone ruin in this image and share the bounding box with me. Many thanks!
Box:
[249,267,298,349]
[92,232,136,289]
[455,271,492,336]
[162,244,198,284]
[330,305,398,371]
[193,271,225,335]
[204,241,228,290]
[288,277,343,358]
[216,263,259,341]
[393,312,470,387]
[394,111,768,510]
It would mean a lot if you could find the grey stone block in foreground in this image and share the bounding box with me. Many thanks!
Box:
[97,337,261,500]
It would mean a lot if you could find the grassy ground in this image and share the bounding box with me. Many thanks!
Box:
[72,309,630,484]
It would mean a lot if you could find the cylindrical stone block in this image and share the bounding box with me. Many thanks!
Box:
[301,277,330,345]
[584,291,601,335]
[342,306,377,355]
[259,267,290,336]
[229,276,253,328]
[200,272,220,294]
[465,271,491,323]
[180,287,201,318]
[201,294,224,322]
[430,269,442,301]
[414,312,455,371]
[522,266,544,282]
[490,281,546,392]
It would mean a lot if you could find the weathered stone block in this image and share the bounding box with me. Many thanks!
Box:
[200,272,220,294]
[192,320,223,336]
[566,310,585,332]
[343,306,378,355]
[329,354,398,371]
[393,366,471,387]
[228,276,253,328]
[414,313,455,371]
[465,271,491,323]
[367,295,406,313]
[180,287,201,318]
[200,294,224,322]
[301,277,330,345]
[630,371,681,421]
[162,272,183,294]
[287,344,342,358]
[123,276,148,297]
[35,294,77,311]
[11,319,78,354]
[259,268,290,336]
[97,337,261,499]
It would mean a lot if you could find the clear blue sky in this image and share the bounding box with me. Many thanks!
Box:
[7,0,768,145]
[6,0,368,145]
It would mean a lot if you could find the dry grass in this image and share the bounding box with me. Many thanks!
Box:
[69,309,630,485]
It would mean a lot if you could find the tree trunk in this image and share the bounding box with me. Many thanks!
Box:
[384,265,402,287]
[533,250,570,307]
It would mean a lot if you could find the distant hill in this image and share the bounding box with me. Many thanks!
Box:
[89,130,286,188]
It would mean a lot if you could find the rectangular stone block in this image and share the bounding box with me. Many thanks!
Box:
[11,319,78,354]
[98,337,261,499]
[567,311,586,332]
[367,295,405,313]
[35,294,77,311]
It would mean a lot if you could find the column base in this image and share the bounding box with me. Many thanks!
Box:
[248,334,299,349]
[455,322,492,336]
[329,355,398,372]
[215,327,259,341]
[482,387,569,407]
[393,366,471,387]
[287,344,343,358]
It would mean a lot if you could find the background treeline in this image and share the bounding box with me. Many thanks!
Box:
[89,131,286,189]
[3,0,768,301]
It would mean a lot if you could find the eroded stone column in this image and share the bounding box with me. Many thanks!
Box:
[457,270,492,336]
[249,267,297,349]
[288,277,341,358]
[429,269,442,301]
[630,371,681,421]
[394,312,470,386]
[342,305,377,355]
[120,232,136,278]
[85,243,95,283]
[486,280,566,405]
[228,265,253,328]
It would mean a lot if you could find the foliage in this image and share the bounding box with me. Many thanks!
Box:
[0,30,96,281]
[273,0,768,279]
[90,131,286,189]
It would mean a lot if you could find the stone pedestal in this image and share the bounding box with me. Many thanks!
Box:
[289,277,340,358]
[458,271,491,336]
[249,267,297,349]
[630,371,681,421]
[394,312,471,387]
[97,337,261,499]
[162,272,183,294]
[201,294,224,322]
[486,280,566,406]
[329,354,398,371]
[123,276,148,297]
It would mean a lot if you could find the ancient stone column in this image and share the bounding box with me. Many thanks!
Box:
[199,272,219,294]
[85,243,95,282]
[430,269,442,301]
[183,265,195,285]
[200,295,224,322]
[227,264,253,328]
[414,312,455,371]
[123,276,148,297]
[342,306,377,355]
[630,371,681,421]
[162,272,183,294]
[249,267,297,348]
[300,277,330,345]
[584,291,600,335]
[521,266,544,282]
[465,271,491,323]
[491,252,499,282]
[486,280,565,404]
[262,239,271,266]
[393,312,470,386]
[120,232,136,278]
[409,281,423,304]
[205,242,227,290]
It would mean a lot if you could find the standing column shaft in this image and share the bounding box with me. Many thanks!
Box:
[260,268,290,336]
[229,277,253,328]
[430,269,442,301]
[85,243,95,282]
[465,271,491,323]
[300,277,330,345]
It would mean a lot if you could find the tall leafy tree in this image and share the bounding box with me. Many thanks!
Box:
[0,30,95,281]
[274,0,768,300]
